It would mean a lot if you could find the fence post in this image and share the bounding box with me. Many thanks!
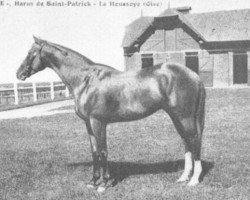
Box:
[65,87,69,97]
[50,81,55,100]
[14,82,18,105]
[32,82,37,102]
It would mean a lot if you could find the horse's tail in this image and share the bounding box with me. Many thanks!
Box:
[196,81,206,138]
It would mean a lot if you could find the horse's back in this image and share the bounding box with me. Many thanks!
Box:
[133,62,200,84]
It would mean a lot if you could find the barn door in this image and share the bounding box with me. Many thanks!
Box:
[141,54,153,68]
[233,52,247,84]
[185,52,199,74]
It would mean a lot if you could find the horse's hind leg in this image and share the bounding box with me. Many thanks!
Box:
[170,116,194,182]
[177,149,192,182]
[187,117,203,186]
[170,115,202,186]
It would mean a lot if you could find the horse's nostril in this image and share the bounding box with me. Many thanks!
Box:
[17,73,22,80]
[16,71,21,79]
[17,70,27,80]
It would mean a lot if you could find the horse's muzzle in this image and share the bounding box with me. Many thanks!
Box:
[16,67,29,81]
[18,74,27,81]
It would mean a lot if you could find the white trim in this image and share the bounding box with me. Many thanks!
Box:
[139,48,250,55]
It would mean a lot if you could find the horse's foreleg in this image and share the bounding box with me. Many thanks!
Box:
[85,119,102,189]
[97,125,114,193]
[86,118,112,193]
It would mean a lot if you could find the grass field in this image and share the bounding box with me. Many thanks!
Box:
[0,88,249,200]
[0,97,72,112]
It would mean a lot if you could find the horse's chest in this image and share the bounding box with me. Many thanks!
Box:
[74,89,102,119]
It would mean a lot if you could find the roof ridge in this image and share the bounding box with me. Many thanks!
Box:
[122,7,250,52]
[159,9,207,41]
[187,7,250,16]
[177,13,207,41]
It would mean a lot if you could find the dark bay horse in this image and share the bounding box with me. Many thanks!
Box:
[16,37,206,192]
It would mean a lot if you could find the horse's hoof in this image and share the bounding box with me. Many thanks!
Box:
[97,186,106,193]
[96,178,114,193]
[177,176,189,183]
[187,179,199,186]
[86,178,100,189]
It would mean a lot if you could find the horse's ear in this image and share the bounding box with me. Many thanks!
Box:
[33,35,45,46]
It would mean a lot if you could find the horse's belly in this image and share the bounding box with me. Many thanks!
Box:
[107,97,162,122]
[95,108,159,123]
[84,95,161,122]
[118,106,159,121]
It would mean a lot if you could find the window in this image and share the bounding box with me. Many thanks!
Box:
[233,52,248,84]
[185,52,199,74]
[141,54,153,69]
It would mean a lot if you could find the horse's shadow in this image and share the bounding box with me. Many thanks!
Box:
[68,159,214,186]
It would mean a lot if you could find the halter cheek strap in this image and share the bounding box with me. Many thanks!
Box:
[25,43,45,75]
[38,43,45,61]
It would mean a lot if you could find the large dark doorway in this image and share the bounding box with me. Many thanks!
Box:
[233,52,248,84]
[185,52,199,74]
[141,54,153,69]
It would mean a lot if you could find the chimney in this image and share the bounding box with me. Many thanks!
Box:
[176,6,192,14]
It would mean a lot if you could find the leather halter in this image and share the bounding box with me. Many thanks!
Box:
[23,43,45,76]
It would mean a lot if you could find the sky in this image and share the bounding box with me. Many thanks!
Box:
[0,0,250,83]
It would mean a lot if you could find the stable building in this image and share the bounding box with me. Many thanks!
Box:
[122,7,250,87]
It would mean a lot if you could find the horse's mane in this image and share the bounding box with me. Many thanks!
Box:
[47,41,94,65]
[46,40,118,71]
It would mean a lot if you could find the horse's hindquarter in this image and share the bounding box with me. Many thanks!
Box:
[160,63,201,117]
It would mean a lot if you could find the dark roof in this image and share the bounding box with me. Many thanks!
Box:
[159,9,206,41]
[122,17,154,47]
[187,9,250,42]
[122,8,250,49]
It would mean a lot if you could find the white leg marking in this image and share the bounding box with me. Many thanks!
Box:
[188,160,202,186]
[177,152,193,182]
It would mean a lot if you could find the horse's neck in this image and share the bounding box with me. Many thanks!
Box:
[43,51,107,97]
[52,64,84,96]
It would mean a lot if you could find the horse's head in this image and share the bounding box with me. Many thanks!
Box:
[16,36,46,81]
